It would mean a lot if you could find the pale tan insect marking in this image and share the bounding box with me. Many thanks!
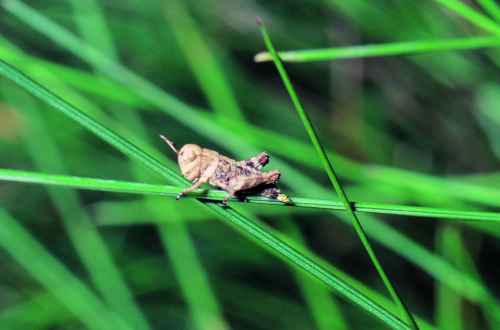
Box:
[160,135,288,205]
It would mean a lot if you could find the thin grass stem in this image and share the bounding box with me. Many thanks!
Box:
[254,36,500,63]
[257,19,419,329]
[0,58,411,330]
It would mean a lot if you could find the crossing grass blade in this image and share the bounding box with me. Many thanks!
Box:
[254,36,500,63]
[432,0,500,35]
[0,59,413,330]
[279,219,349,330]
[2,168,500,223]
[1,36,497,318]
[164,2,346,324]
[477,0,500,23]
[257,19,419,329]
[3,8,499,214]
[66,2,230,327]
[4,88,151,330]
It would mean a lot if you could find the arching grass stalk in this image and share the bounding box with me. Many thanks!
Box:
[2,168,500,223]
[257,18,419,330]
[254,36,500,63]
[0,59,412,330]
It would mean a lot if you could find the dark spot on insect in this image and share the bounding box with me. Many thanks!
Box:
[215,168,227,180]
[236,165,252,176]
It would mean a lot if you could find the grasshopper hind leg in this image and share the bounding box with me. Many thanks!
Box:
[240,152,269,170]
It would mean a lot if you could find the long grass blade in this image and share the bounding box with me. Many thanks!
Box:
[2,168,500,223]
[163,2,347,325]
[164,0,245,122]
[0,59,411,329]
[66,2,229,327]
[157,201,228,330]
[254,36,500,63]
[257,19,418,329]
[477,0,500,23]
[208,205,411,330]
[432,0,500,35]
[4,3,500,217]
[434,226,464,330]
[280,220,349,330]
[4,88,151,330]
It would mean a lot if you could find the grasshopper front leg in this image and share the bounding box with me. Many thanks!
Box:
[176,177,208,200]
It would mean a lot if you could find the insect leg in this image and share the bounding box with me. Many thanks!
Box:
[262,170,281,184]
[240,152,269,170]
[176,177,207,200]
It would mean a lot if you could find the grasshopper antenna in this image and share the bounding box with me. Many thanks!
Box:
[160,135,178,154]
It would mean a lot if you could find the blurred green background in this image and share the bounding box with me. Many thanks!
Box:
[1,0,500,329]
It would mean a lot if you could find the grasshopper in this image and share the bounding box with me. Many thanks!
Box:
[160,135,290,204]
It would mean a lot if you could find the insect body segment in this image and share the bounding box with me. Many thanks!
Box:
[160,135,290,205]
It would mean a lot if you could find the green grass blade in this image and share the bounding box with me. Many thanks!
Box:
[0,291,69,329]
[2,0,246,153]
[0,58,182,184]
[6,0,500,214]
[67,0,117,59]
[477,0,500,23]
[254,36,500,62]
[4,2,500,221]
[258,19,418,329]
[434,226,463,330]
[3,168,500,223]
[66,2,229,326]
[433,0,500,35]
[0,209,132,330]
[163,2,346,325]
[0,60,411,329]
[280,220,348,330]
[164,0,245,122]
[4,88,151,330]
[157,201,228,330]
[207,205,411,330]
[3,3,490,324]
[1,41,495,214]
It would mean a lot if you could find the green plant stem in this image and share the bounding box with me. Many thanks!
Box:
[254,36,500,62]
[163,3,347,325]
[4,8,500,213]
[66,2,229,327]
[258,20,418,329]
[0,59,410,330]
[3,168,500,223]
[280,219,348,330]
[433,0,500,35]
[477,0,500,23]
[1,31,498,318]
[435,225,463,330]
[208,205,411,330]
[157,202,227,330]
[164,0,245,122]
[5,88,150,330]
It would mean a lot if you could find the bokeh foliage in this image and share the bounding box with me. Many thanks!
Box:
[1,0,500,329]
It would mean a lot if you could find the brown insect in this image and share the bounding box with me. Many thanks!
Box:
[160,135,291,205]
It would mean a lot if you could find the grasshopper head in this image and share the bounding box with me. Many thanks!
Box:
[178,144,202,181]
